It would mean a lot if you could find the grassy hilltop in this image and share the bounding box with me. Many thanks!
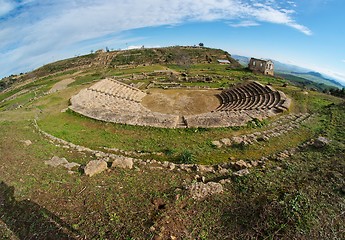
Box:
[0,46,344,239]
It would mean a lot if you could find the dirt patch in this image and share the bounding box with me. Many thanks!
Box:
[49,78,75,93]
[141,89,221,115]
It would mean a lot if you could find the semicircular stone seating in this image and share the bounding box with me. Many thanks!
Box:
[69,78,291,128]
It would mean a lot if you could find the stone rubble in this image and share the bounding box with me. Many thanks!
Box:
[35,117,326,184]
[84,160,108,177]
[187,182,224,200]
[20,140,32,146]
[44,156,80,171]
[213,113,313,148]
[45,156,69,167]
[313,136,331,148]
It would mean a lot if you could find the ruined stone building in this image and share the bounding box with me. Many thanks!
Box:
[248,58,274,76]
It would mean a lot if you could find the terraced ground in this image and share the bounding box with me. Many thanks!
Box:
[0,47,344,239]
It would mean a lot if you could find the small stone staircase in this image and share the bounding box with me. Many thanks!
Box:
[176,116,188,128]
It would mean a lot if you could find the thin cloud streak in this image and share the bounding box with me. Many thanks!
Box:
[229,20,260,27]
[0,0,312,77]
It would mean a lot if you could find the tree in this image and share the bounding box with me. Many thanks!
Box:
[199,43,204,47]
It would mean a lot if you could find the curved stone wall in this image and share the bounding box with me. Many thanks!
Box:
[69,78,291,128]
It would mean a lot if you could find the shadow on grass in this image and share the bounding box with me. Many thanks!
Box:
[0,181,79,239]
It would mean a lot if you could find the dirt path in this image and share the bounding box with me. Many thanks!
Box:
[48,78,75,93]
[141,89,221,115]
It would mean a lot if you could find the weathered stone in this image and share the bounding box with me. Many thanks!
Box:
[231,160,249,170]
[220,138,231,146]
[313,136,330,148]
[219,168,229,175]
[198,165,214,173]
[162,161,170,168]
[63,162,81,170]
[250,161,258,167]
[188,182,223,200]
[168,163,176,170]
[219,179,231,184]
[95,152,103,157]
[21,140,32,146]
[45,156,69,167]
[211,140,222,148]
[84,160,108,177]
[111,157,134,169]
[258,136,269,142]
[233,168,250,177]
[231,136,243,145]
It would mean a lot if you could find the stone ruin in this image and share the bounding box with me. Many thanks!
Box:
[249,58,274,76]
[69,78,290,128]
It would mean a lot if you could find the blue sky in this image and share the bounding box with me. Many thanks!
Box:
[1,0,344,84]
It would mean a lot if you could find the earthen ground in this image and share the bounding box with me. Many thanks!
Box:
[49,78,75,93]
[141,89,221,115]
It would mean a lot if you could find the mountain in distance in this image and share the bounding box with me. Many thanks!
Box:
[232,55,344,89]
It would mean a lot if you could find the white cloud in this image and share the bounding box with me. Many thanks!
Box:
[0,0,313,77]
[342,60,345,63]
[0,0,15,16]
[229,20,260,27]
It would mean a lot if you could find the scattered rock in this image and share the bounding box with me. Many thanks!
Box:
[21,140,32,146]
[211,140,222,148]
[231,160,250,170]
[45,156,69,167]
[233,168,250,177]
[198,165,214,173]
[257,136,269,142]
[250,161,258,167]
[219,179,231,184]
[188,182,223,200]
[220,138,231,146]
[218,168,229,175]
[63,162,81,171]
[84,160,108,177]
[231,136,243,145]
[168,162,176,170]
[313,136,330,148]
[111,156,134,169]
[162,161,170,168]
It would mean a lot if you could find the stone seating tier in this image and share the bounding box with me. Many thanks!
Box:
[70,78,291,128]
[216,81,289,112]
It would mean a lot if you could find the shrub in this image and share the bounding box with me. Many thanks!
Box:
[177,150,195,164]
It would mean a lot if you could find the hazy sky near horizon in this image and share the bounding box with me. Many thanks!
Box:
[1,0,344,84]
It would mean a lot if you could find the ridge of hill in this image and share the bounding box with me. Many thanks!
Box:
[0,46,241,91]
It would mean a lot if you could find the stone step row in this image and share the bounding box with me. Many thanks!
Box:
[88,78,146,102]
[217,81,290,112]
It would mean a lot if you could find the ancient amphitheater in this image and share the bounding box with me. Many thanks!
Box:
[70,78,291,128]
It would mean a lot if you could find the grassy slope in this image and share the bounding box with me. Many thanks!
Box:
[0,51,344,239]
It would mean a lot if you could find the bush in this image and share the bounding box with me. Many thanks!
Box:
[177,150,195,164]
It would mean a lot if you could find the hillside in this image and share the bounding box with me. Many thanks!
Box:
[0,47,344,239]
[0,46,240,92]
